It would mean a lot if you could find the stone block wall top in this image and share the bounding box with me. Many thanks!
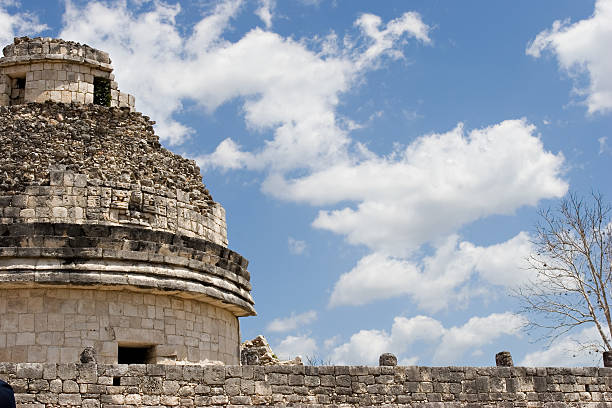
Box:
[1,363,612,407]
[2,36,111,66]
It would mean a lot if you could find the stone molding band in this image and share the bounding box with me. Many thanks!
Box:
[0,223,255,317]
[2,37,111,65]
[0,54,113,72]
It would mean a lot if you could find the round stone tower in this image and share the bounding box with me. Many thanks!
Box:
[0,36,134,109]
[0,37,255,365]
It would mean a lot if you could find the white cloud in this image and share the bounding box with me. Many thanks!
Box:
[60,0,193,144]
[329,252,417,308]
[54,2,567,316]
[520,326,603,367]
[274,334,317,360]
[270,120,566,256]
[432,313,526,364]
[399,356,419,366]
[59,0,430,159]
[323,335,340,349]
[330,312,524,365]
[328,231,534,312]
[390,315,446,347]
[288,237,307,255]
[255,0,275,29]
[266,310,317,333]
[331,329,391,365]
[0,2,47,46]
[599,136,608,154]
[203,138,256,170]
[527,0,612,114]
[353,12,430,70]
[471,232,534,287]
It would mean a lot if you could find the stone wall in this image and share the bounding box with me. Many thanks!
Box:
[1,363,611,407]
[0,167,227,246]
[0,289,240,366]
[0,37,134,109]
[0,102,227,246]
[2,37,111,65]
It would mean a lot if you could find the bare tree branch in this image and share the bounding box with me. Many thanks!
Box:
[516,192,612,352]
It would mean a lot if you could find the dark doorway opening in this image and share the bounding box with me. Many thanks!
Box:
[117,345,154,364]
[9,75,26,105]
[93,76,111,106]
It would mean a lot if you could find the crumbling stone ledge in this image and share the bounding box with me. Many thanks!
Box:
[0,362,611,407]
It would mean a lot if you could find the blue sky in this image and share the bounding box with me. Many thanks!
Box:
[3,0,612,366]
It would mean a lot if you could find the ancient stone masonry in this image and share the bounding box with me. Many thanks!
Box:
[0,37,255,367]
[241,336,302,366]
[3,363,612,407]
[0,37,134,109]
[0,102,226,245]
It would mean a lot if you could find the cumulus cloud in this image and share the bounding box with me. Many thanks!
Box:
[255,0,275,29]
[527,0,612,114]
[329,232,533,311]
[266,310,317,333]
[260,119,564,310]
[330,313,525,365]
[272,120,566,256]
[353,11,430,70]
[331,328,392,365]
[0,1,47,46]
[60,0,192,144]
[520,326,603,367]
[53,2,566,316]
[323,335,340,349]
[58,0,430,156]
[274,334,317,360]
[432,313,526,364]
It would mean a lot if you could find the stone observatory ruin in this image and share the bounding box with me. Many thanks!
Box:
[3,36,612,408]
[0,37,133,109]
[0,37,255,366]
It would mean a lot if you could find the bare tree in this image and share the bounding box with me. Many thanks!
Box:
[305,354,333,366]
[517,192,612,352]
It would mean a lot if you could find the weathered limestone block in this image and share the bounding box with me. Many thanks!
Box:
[379,353,398,367]
[496,350,514,367]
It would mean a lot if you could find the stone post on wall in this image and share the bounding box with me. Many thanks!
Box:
[495,351,514,367]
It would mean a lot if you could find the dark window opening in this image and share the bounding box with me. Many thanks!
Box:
[93,76,111,107]
[113,377,121,386]
[117,345,154,364]
[9,75,26,106]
